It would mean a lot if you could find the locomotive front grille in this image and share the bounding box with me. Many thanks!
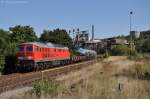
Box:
[18,53,26,60]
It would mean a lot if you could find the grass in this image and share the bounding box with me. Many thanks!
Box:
[55,57,150,99]
[10,56,150,99]
[32,79,64,98]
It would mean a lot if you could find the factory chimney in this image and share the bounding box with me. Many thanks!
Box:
[92,25,94,40]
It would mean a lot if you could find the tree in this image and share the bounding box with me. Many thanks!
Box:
[0,29,11,72]
[9,25,37,43]
[40,29,73,49]
[116,35,126,39]
[40,30,50,42]
[140,30,150,39]
[0,29,10,54]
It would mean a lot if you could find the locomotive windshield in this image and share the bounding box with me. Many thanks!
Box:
[18,45,33,52]
[18,46,24,51]
[26,45,33,51]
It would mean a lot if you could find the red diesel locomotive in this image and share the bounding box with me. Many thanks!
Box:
[16,42,71,71]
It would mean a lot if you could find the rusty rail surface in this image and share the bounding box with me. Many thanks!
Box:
[0,58,101,93]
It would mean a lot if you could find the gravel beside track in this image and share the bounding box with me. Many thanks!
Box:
[0,59,101,93]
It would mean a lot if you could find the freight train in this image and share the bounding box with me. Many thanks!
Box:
[16,42,97,71]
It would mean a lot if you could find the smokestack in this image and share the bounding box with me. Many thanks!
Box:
[92,25,94,40]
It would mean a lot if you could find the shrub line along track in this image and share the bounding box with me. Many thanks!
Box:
[0,57,102,93]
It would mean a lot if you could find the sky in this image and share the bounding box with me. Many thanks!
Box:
[0,0,150,39]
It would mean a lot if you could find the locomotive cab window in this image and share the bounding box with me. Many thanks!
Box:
[26,46,33,51]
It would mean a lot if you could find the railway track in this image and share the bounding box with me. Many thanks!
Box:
[0,58,101,93]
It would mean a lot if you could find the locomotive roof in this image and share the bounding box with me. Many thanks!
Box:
[20,42,69,49]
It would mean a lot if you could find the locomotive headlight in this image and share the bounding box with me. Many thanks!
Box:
[18,57,24,60]
[27,56,32,59]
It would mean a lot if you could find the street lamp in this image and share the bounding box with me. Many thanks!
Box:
[130,11,133,34]
[129,11,134,55]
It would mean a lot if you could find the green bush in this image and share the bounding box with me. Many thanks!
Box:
[110,45,130,56]
[136,39,150,53]
[0,64,4,73]
[0,55,5,73]
[128,53,150,60]
[142,53,150,59]
[3,55,17,74]
[141,39,150,52]
[33,80,63,96]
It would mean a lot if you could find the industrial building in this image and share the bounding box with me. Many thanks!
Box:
[130,31,140,39]
[72,25,129,54]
